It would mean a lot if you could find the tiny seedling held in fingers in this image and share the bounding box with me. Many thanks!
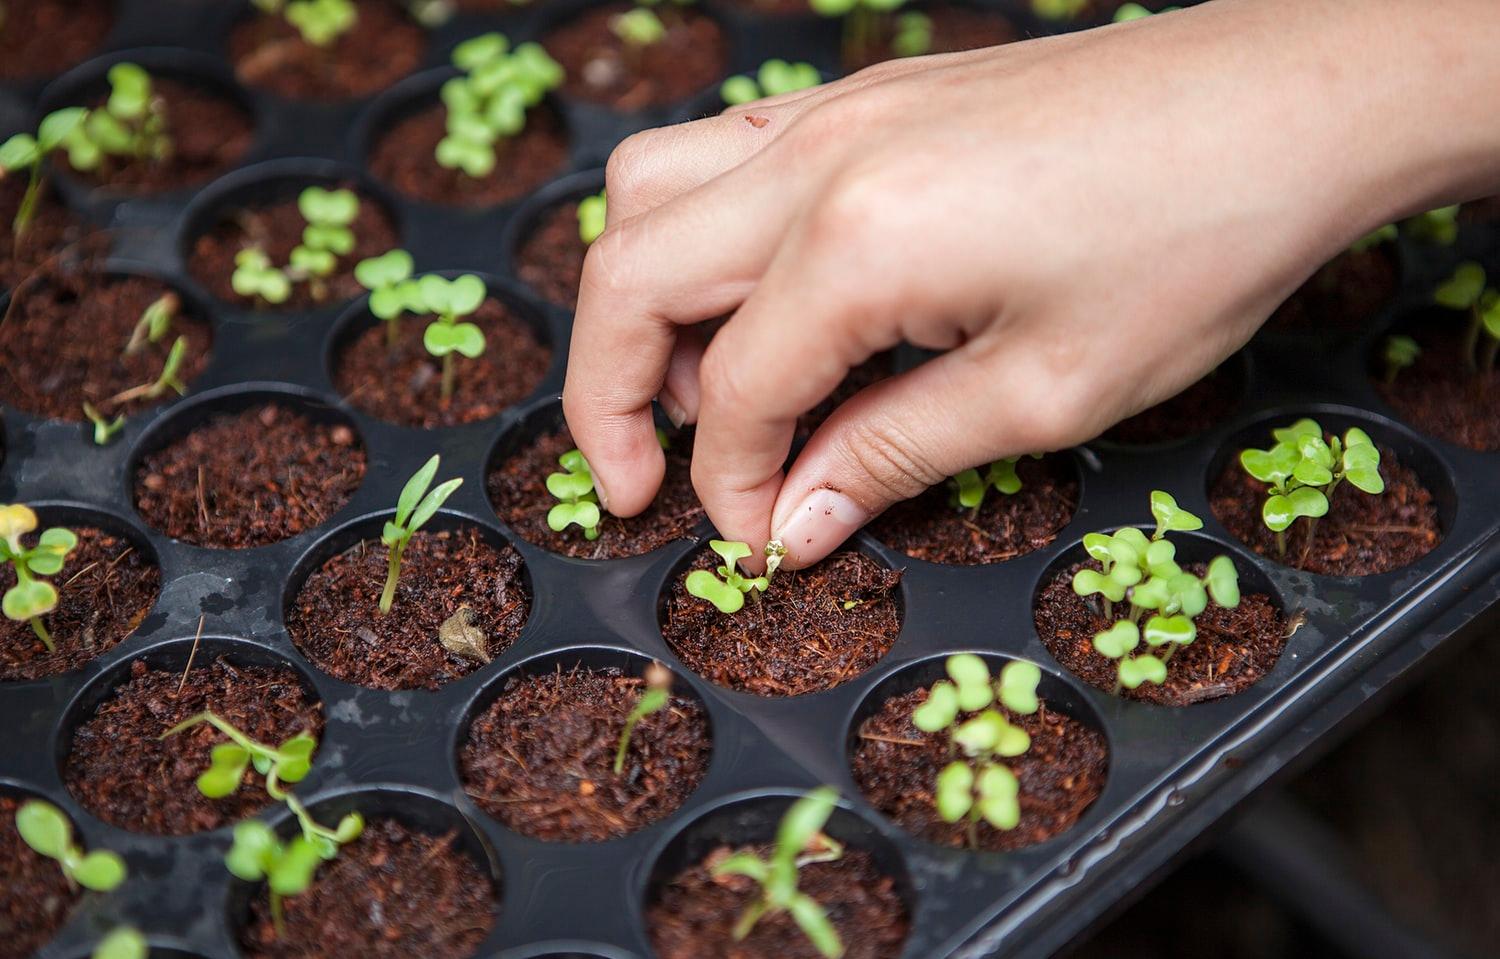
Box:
[253,0,358,46]
[0,107,87,238]
[380,454,464,614]
[354,248,418,351]
[1071,492,1242,693]
[685,540,769,614]
[713,786,847,959]
[720,59,821,105]
[288,186,360,302]
[14,799,127,891]
[416,273,488,402]
[614,663,672,774]
[437,33,564,178]
[577,189,606,245]
[0,504,78,652]
[545,448,602,540]
[160,710,318,798]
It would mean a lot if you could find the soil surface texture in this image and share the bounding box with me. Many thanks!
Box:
[1103,361,1243,445]
[0,270,211,421]
[870,455,1077,565]
[515,199,586,308]
[461,664,711,840]
[1,526,160,683]
[0,177,99,293]
[648,844,909,959]
[188,184,397,310]
[1036,562,1290,705]
[1374,322,1500,451]
[852,688,1108,850]
[240,818,497,959]
[335,297,550,427]
[489,423,703,559]
[661,549,902,696]
[61,78,254,193]
[64,656,324,834]
[0,0,112,80]
[369,103,569,206]
[1265,246,1398,333]
[288,527,531,691]
[1210,445,1441,576]
[230,0,426,100]
[134,402,366,548]
[0,794,79,959]
[547,3,729,110]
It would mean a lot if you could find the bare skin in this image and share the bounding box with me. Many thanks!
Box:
[564,0,1500,570]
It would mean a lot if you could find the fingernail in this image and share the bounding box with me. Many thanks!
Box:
[659,393,688,428]
[774,488,868,564]
[593,473,611,512]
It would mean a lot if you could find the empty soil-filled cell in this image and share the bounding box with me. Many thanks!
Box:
[230,0,426,100]
[0,0,113,80]
[545,3,729,110]
[134,402,366,548]
[288,527,531,691]
[461,664,711,840]
[514,198,588,309]
[64,656,324,834]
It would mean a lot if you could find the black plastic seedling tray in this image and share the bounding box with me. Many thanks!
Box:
[4,1,1500,957]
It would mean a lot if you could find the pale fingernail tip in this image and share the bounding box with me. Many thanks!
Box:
[659,394,688,428]
[773,488,868,565]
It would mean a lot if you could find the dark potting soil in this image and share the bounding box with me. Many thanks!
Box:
[0,794,78,959]
[1374,323,1500,452]
[1458,195,1500,225]
[0,177,98,293]
[546,3,730,110]
[1036,562,1290,705]
[852,689,1107,851]
[188,183,398,310]
[515,199,586,309]
[660,549,902,696]
[795,354,894,443]
[460,664,710,841]
[1102,361,1244,446]
[229,0,427,101]
[61,79,254,193]
[368,103,569,207]
[334,298,550,427]
[287,527,531,691]
[64,657,324,834]
[239,818,497,959]
[1209,447,1441,576]
[1265,246,1398,333]
[0,269,211,421]
[648,844,909,959]
[721,0,814,16]
[134,402,366,548]
[0,0,113,80]
[488,424,704,559]
[844,5,1019,72]
[868,456,1078,565]
[0,527,160,683]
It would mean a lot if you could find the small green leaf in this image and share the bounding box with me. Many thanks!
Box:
[36,108,88,152]
[1143,614,1196,648]
[409,478,463,533]
[298,186,359,227]
[0,133,39,170]
[1092,620,1139,660]
[685,569,744,614]
[935,761,974,823]
[453,31,510,70]
[912,681,959,732]
[713,850,770,882]
[720,74,761,105]
[4,578,58,621]
[74,849,128,891]
[1150,490,1202,536]
[225,821,279,881]
[15,800,72,858]
[787,892,843,959]
[709,539,752,569]
[1118,655,1168,690]
[1434,262,1486,309]
[1204,555,1240,608]
[946,653,993,711]
[1272,418,1323,446]
[268,836,323,896]
[952,468,985,509]
[774,787,838,868]
[997,661,1041,715]
[334,812,364,843]
[92,926,148,959]
[395,454,439,528]
[1072,568,1126,604]
[975,764,1020,830]
[577,191,607,245]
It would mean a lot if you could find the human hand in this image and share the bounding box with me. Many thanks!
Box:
[563,0,1500,570]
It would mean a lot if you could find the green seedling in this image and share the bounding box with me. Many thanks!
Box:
[253,0,358,46]
[65,63,172,173]
[1070,491,1242,692]
[685,539,769,614]
[912,654,1041,847]
[1113,2,1177,19]
[890,12,932,57]
[0,107,86,238]
[1239,419,1384,563]
[1349,223,1397,253]
[809,0,910,67]
[437,33,564,178]
[224,812,363,936]
[721,59,822,105]
[713,787,846,958]
[0,504,77,652]
[107,335,187,406]
[232,248,292,305]
[354,248,418,351]
[93,927,148,959]
[413,274,487,402]
[614,665,671,774]
[83,402,126,446]
[288,186,359,301]
[1433,261,1500,374]
[1405,205,1460,246]
[577,189,607,245]
[161,711,318,797]
[546,448,602,540]
[15,799,126,891]
[612,7,665,45]
[948,455,1039,514]
[1031,0,1087,21]
[380,454,463,613]
[1382,334,1421,386]
[125,291,179,355]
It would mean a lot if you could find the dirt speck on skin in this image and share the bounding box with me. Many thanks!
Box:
[745,115,769,128]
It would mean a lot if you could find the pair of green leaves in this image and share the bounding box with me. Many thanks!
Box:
[577,190,607,245]
[712,787,845,959]
[0,504,78,640]
[546,448,603,539]
[936,760,1020,831]
[160,711,318,798]
[354,248,417,321]
[225,812,363,896]
[0,107,87,174]
[950,456,1035,512]
[1434,261,1500,342]
[381,454,464,613]
[1240,419,1384,533]
[720,59,822,106]
[685,539,769,614]
[291,186,359,279]
[1383,334,1421,384]
[419,274,488,360]
[890,11,932,57]
[612,7,666,45]
[279,0,358,46]
[15,800,127,892]
[912,654,1042,733]
[64,64,171,171]
[232,248,293,304]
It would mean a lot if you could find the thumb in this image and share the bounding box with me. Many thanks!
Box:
[769,342,1101,569]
